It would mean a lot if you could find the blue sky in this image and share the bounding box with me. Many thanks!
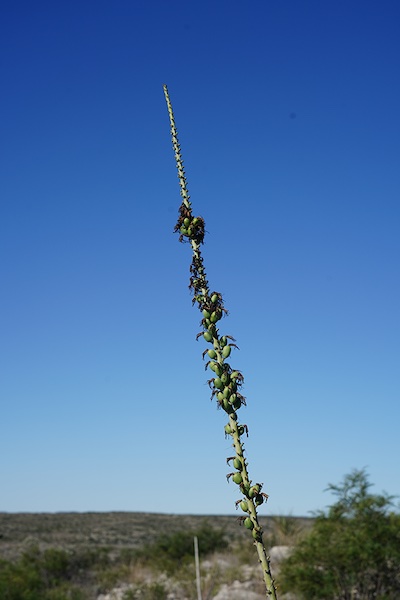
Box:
[1,0,399,517]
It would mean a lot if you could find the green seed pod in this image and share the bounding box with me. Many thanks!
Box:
[232,473,243,485]
[233,457,242,470]
[207,349,217,359]
[180,226,188,235]
[223,386,230,399]
[202,309,210,319]
[210,310,221,323]
[209,362,222,376]
[187,227,193,236]
[183,217,190,227]
[223,398,233,413]
[229,393,237,404]
[231,371,239,380]
[254,494,264,506]
[244,517,254,530]
[238,426,245,436]
[192,217,199,225]
[203,331,213,342]
[211,293,218,304]
[249,484,261,499]
[222,345,231,358]
[217,391,225,401]
[240,500,249,512]
[232,396,242,410]
[220,336,227,347]
[214,378,223,389]
[221,372,230,385]
[224,424,232,435]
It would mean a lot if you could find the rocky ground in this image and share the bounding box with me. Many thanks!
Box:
[97,546,295,600]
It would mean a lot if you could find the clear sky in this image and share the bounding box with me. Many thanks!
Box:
[1,1,399,517]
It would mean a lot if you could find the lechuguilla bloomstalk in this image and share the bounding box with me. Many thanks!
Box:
[163,85,278,599]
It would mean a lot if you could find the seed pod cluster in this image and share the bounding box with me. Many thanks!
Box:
[172,165,268,540]
[175,208,206,247]
[170,124,266,527]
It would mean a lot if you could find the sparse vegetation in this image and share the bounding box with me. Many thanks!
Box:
[0,512,298,562]
[132,523,227,575]
[0,512,312,598]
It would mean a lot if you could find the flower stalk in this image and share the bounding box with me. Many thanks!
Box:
[163,84,278,599]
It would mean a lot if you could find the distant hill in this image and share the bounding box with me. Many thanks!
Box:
[0,512,312,561]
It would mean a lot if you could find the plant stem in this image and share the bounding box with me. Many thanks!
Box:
[163,84,278,599]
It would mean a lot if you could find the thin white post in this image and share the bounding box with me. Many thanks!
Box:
[194,535,202,600]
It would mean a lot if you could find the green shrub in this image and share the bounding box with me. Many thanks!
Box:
[0,546,107,599]
[133,523,227,574]
[280,469,400,600]
[0,556,43,600]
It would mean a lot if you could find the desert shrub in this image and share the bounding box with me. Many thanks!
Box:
[0,555,43,600]
[0,546,111,599]
[133,523,227,574]
[280,469,400,600]
[122,581,168,600]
